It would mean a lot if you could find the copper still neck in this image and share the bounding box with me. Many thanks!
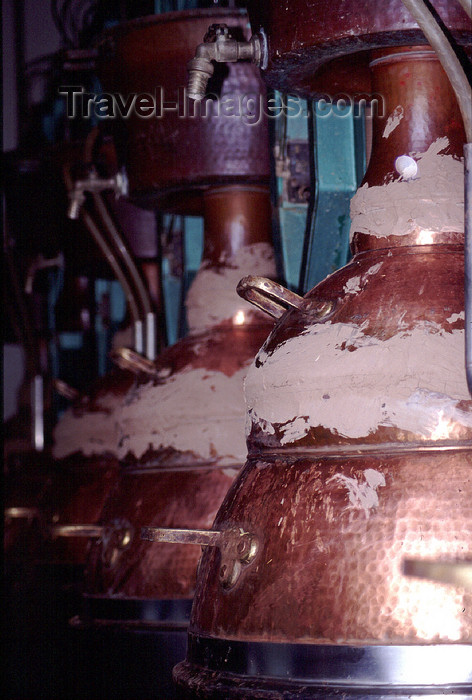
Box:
[186,185,276,334]
[201,185,272,264]
[351,46,466,254]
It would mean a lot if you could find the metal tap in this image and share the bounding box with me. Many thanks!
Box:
[187,23,262,101]
[67,167,128,220]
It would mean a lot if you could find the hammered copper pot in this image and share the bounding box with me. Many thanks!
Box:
[97,8,270,213]
[247,0,471,97]
[174,32,472,700]
[81,188,275,598]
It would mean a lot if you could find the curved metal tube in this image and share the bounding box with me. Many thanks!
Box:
[400,0,472,396]
[109,347,157,376]
[93,193,156,360]
[84,127,156,358]
[80,208,141,331]
[63,162,144,352]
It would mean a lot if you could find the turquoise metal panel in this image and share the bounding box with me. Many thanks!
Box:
[184,215,204,274]
[161,214,204,345]
[273,93,309,291]
[154,1,201,13]
[162,256,182,347]
[57,332,83,350]
[300,102,366,292]
[273,91,366,294]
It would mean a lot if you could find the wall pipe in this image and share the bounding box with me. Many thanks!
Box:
[63,162,142,338]
[84,128,156,360]
[92,193,156,360]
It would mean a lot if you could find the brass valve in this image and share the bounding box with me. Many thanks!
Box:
[187,23,263,101]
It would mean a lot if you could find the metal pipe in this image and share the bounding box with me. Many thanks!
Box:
[80,208,141,333]
[32,374,44,452]
[400,0,472,396]
[84,126,155,357]
[93,192,155,359]
[399,0,471,142]
[141,527,222,547]
[63,163,143,351]
[465,143,472,393]
[145,311,156,361]
[50,524,104,539]
[403,556,472,590]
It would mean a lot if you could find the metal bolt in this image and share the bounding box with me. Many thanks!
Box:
[304,299,335,320]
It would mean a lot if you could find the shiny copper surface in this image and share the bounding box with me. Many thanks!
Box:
[97,9,270,213]
[202,187,272,264]
[185,44,472,658]
[191,451,472,643]
[352,47,466,252]
[85,467,235,599]
[247,0,471,97]
[247,244,471,452]
[84,327,272,598]
[36,369,134,565]
[37,457,120,565]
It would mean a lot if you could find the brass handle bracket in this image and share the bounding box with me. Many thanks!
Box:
[141,526,258,589]
[50,519,134,567]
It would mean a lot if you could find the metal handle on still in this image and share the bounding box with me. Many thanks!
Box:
[141,526,258,590]
[50,519,134,568]
[403,557,472,590]
[237,275,335,321]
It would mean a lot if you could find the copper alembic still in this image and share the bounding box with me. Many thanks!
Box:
[124,1,472,698]
[4,0,472,697]
[62,7,278,699]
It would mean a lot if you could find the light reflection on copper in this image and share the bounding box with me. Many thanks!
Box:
[430,409,455,440]
[417,228,435,245]
[407,580,463,641]
[233,310,246,326]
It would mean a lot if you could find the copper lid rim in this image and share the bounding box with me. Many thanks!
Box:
[130,178,271,214]
[247,442,472,460]
[368,46,437,67]
[98,8,248,40]
[118,462,243,475]
[351,243,464,260]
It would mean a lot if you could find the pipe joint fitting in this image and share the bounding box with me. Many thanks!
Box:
[67,167,128,219]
